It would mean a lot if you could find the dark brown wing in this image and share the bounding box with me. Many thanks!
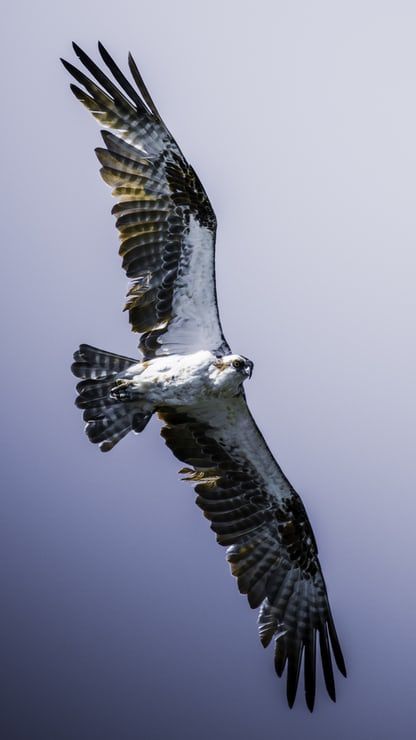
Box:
[62,43,230,358]
[159,396,346,711]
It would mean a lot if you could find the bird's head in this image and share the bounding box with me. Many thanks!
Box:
[212,354,254,390]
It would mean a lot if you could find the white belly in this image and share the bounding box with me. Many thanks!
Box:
[124,350,218,407]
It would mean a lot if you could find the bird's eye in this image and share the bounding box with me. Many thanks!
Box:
[232,359,244,370]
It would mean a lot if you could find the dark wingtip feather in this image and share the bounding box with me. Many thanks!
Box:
[72,41,83,57]
[68,83,86,101]
[97,41,144,110]
[305,692,315,713]
[339,661,347,678]
[128,51,161,121]
[61,57,75,75]
[286,642,302,709]
[259,631,273,649]
[319,625,336,702]
[61,59,87,98]
[304,631,316,712]
[274,637,287,678]
[327,611,347,677]
[97,41,112,65]
[60,58,94,93]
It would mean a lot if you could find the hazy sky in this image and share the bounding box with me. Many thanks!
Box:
[2,1,416,738]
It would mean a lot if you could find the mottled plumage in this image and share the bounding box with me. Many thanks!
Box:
[63,42,346,711]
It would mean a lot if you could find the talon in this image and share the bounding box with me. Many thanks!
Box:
[109,379,133,401]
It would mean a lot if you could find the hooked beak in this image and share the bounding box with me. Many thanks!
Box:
[245,361,254,379]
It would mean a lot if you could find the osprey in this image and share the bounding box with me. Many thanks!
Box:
[62,43,346,711]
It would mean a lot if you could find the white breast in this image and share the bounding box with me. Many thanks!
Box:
[128,350,217,407]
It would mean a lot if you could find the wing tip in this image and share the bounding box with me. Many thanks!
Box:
[71,41,81,61]
[305,690,316,713]
[60,57,73,74]
[287,694,296,710]
[327,609,348,677]
[72,40,83,57]
[270,617,346,710]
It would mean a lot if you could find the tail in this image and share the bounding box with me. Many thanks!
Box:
[72,344,151,452]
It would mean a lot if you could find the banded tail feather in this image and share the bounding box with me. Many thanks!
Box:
[72,344,151,451]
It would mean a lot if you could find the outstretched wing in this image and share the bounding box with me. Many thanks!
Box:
[62,43,229,358]
[159,396,346,711]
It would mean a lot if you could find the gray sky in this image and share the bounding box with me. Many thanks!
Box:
[2,1,416,738]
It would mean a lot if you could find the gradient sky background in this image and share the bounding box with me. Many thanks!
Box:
[2,1,416,738]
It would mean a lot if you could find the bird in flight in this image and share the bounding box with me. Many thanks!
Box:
[62,42,346,711]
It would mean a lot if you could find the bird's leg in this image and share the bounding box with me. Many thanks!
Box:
[109,378,136,401]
